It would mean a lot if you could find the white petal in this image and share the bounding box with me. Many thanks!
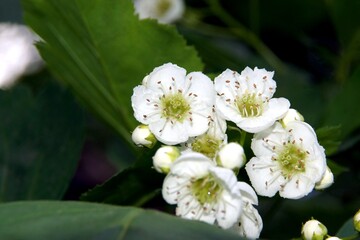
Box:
[237,203,263,239]
[209,166,240,197]
[184,106,211,137]
[245,156,287,197]
[216,190,243,229]
[280,174,315,199]
[263,97,290,120]
[237,182,258,205]
[186,71,215,106]
[236,116,276,133]
[170,151,214,178]
[215,95,243,123]
[240,66,276,99]
[214,69,241,98]
[162,174,187,204]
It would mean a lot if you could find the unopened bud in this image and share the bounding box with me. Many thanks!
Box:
[153,146,180,174]
[216,142,246,171]
[315,166,334,190]
[301,219,328,240]
[132,125,156,148]
[281,108,304,127]
[354,209,360,232]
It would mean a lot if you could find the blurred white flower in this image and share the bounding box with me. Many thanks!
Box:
[132,124,157,148]
[354,209,360,232]
[162,151,253,230]
[325,237,341,240]
[152,145,180,174]
[0,23,43,90]
[315,166,334,190]
[216,142,246,171]
[246,121,327,199]
[214,67,290,133]
[134,0,185,24]
[132,63,215,145]
[281,108,304,127]
[301,219,328,240]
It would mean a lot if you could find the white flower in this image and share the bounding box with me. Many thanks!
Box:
[245,121,327,199]
[0,23,43,90]
[183,108,227,159]
[354,209,360,232]
[325,237,342,240]
[216,142,246,171]
[281,108,304,127]
[301,219,328,240]
[315,166,334,190]
[162,151,244,229]
[132,63,215,145]
[230,182,263,239]
[132,124,157,148]
[214,67,290,133]
[134,0,185,24]
[152,145,180,173]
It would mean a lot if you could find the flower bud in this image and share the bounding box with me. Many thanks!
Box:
[216,142,246,171]
[131,125,157,148]
[153,146,180,174]
[325,237,341,240]
[354,209,360,232]
[281,108,304,127]
[315,166,334,190]
[301,219,328,240]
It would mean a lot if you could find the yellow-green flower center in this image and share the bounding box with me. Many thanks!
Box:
[161,93,190,122]
[236,93,263,117]
[156,0,172,17]
[191,134,222,159]
[191,175,221,205]
[277,143,307,178]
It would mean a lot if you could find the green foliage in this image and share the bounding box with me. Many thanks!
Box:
[316,125,341,155]
[0,82,84,201]
[0,201,244,240]
[22,0,204,147]
[336,217,359,239]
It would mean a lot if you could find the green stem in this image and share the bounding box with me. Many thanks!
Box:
[206,0,285,73]
[240,131,247,146]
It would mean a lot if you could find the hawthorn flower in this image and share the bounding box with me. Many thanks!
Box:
[214,67,290,133]
[0,23,44,89]
[216,142,246,171]
[134,0,185,24]
[162,151,251,230]
[132,63,215,145]
[132,124,157,148]
[301,219,328,240]
[152,145,180,174]
[245,121,327,199]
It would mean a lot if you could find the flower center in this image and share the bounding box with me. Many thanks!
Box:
[277,143,307,178]
[161,93,190,122]
[191,174,221,205]
[236,93,263,117]
[191,134,222,159]
[156,0,172,17]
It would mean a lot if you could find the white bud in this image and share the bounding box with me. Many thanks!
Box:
[216,142,246,171]
[132,125,157,148]
[325,237,341,240]
[281,108,304,127]
[315,166,334,190]
[0,23,44,90]
[302,219,328,240]
[354,209,360,232]
[153,146,180,174]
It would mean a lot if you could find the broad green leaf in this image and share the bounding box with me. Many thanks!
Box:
[0,201,244,240]
[327,159,348,176]
[0,82,84,201]
[22,0,204,147]
[323,68,360,139]
[336,217,359,238]
[81,167,163,207]
[316,125,341,155]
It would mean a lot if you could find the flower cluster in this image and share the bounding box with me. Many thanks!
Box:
[131,63,333,238]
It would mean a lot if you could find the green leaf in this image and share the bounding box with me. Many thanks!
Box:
[0,201,244,240]
[323,67,360,139]
[0,82,84,201]
[336,217,359,238]
[22,0,204,147]
[327,159,348,176]
[316,125,341,155]
[80,167,164,207]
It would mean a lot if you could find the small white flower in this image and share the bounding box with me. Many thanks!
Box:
[245,121,327,199]
[281,108,304,127]
[315,166,334,190]
[153,145,180,173]
[301,219,328,240]
[214,67,290,133]
[162,151,245,229]
[354,209,360,232]
[216,142,246,171]
[132,124,157,148]
[132,63,215,145]
[134,0,185,24]
[0,23,44,90]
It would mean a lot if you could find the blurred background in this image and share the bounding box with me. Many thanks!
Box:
[1,0,359,239]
